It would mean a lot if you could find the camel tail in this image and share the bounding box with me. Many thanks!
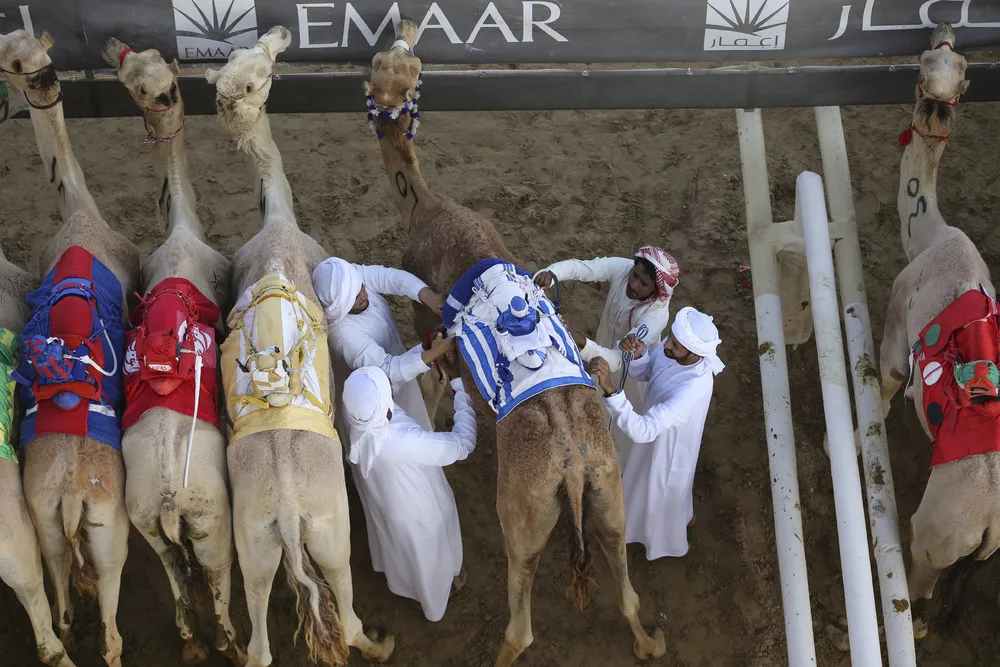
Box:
[158,509,210,609]
[561,475,594,612]
[277,507,349,666]
[61,494,99,600]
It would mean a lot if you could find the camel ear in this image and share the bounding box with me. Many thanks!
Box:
[39,31,55,51]
[363,80,373,95]
[959,79,969,94]
[100,37,127,69]
[169,58,180,75]
[205,68,220,85]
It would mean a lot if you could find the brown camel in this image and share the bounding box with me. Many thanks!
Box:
[1,29,140,667]
[364,20,666,666]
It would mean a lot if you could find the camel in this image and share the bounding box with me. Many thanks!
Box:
[204,26,394,667]
[0,245,75,667]
[0,29,140,667]
[876,23,996,632]
[364,20,666,666]
[99,38,243,664]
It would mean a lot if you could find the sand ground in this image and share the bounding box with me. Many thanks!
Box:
[2,78,1000,667]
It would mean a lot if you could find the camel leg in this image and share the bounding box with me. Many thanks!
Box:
[879,287,912,418]
[190,523,245,666]
[493,492,561,667]
[25,488,75,647]
[588,472,666,660]
[85,501,129,667]
[307,517,395,662]
[0,467,73,667]
[235,518,281,667]
[130,519,205,663]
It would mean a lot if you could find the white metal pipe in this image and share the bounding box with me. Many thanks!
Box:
[797,170,883,667]
[735,109,817,667]
[815,106,916,667]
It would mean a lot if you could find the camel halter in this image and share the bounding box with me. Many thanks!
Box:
[118,48,185,146]
[899,40,962,147]
[366,78,422,140]
[0,63,63,110]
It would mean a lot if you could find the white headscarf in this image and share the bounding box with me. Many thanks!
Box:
[342,366,393,478]
[312,257,362,325]
[671,306,725,375]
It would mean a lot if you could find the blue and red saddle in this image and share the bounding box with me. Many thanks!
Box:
[13,246,125,449]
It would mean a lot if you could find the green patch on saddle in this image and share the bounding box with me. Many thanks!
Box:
[954,359,1000,400]
[0,327,18,463]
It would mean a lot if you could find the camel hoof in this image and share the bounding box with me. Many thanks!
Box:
[226,643,249,666]
[362,633,395,663]
[826,624,851,652]
[182,640,210,664]
[913,618,929,640]
[633,628,666,660]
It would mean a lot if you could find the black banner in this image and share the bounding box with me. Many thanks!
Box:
[2,1,999,71]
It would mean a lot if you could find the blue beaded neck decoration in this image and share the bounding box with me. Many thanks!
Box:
[366,79,422,141]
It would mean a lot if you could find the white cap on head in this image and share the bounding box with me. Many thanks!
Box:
[342,366,393,478]
[671,306,724,375]
[313,257,362,325]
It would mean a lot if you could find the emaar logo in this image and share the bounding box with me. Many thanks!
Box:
[704,0,790,51]
[173,0,260,61]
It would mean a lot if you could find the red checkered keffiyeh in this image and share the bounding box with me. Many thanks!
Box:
[629,246,679,327]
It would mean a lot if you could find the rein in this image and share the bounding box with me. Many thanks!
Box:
[0,63,63,110]
[898,41,963,147]
[424,327,447,384]
[118,48,184,146]
[366,78,422,141]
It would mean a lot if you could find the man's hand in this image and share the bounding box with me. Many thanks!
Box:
[567,327,588,350]
[421,332,455,365]
[586,357,616,395]
[533,270,555,289]
[418,287,445,315]
[618,334,646,359]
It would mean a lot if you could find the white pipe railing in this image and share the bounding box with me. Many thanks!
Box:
[815,106,916,667]
[736,109,817,667]
[798,170,883,666]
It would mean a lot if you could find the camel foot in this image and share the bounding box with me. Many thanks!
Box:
[633,627,666,661]
[452,567,468,594]
[182,639,210,664]
[913,617,929,640]
[359,631,395,663]
[494,641,527,667]
[826,624,851,652]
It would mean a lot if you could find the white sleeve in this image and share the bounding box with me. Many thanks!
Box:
[603,385,692,444]
[339,330,431,391]
[542,257,634,285]
[390,379,478,466]
[581,338,623,373]
[357,264,428,303]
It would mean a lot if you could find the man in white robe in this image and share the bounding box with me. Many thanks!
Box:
[312,256,450,434]
[534,246,680,465]
[342,366,477,622]
[589,306,723,560]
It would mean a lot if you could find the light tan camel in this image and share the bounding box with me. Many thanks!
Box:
[365,20,666,667]
[205,26,394,667]
[99,38,244,664]
[875,23,997,631]
[0,29,140,667]
[0,245,75,667]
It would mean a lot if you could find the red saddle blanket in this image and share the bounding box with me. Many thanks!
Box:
[915,288,1000,466]
[123,278,220,430]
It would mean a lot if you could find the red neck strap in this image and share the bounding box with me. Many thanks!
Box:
[899,123,950,147]
[119,48,134,69]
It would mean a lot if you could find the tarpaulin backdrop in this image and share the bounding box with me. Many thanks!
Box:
[1,0,998,69]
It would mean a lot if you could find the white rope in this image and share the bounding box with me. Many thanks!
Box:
[183,354,203,489]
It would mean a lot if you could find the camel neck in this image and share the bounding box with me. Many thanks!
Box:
[241,112,297,227]
[148,102,204,240]
[27,91,104,227]
[897,121,951,261]
[377,123,435,232]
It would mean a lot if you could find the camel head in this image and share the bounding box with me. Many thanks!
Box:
[913,23,969,132]
[0,30,59,106]
[364,19,421,121]
[205,25,291,137]
[102,38,180,113]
